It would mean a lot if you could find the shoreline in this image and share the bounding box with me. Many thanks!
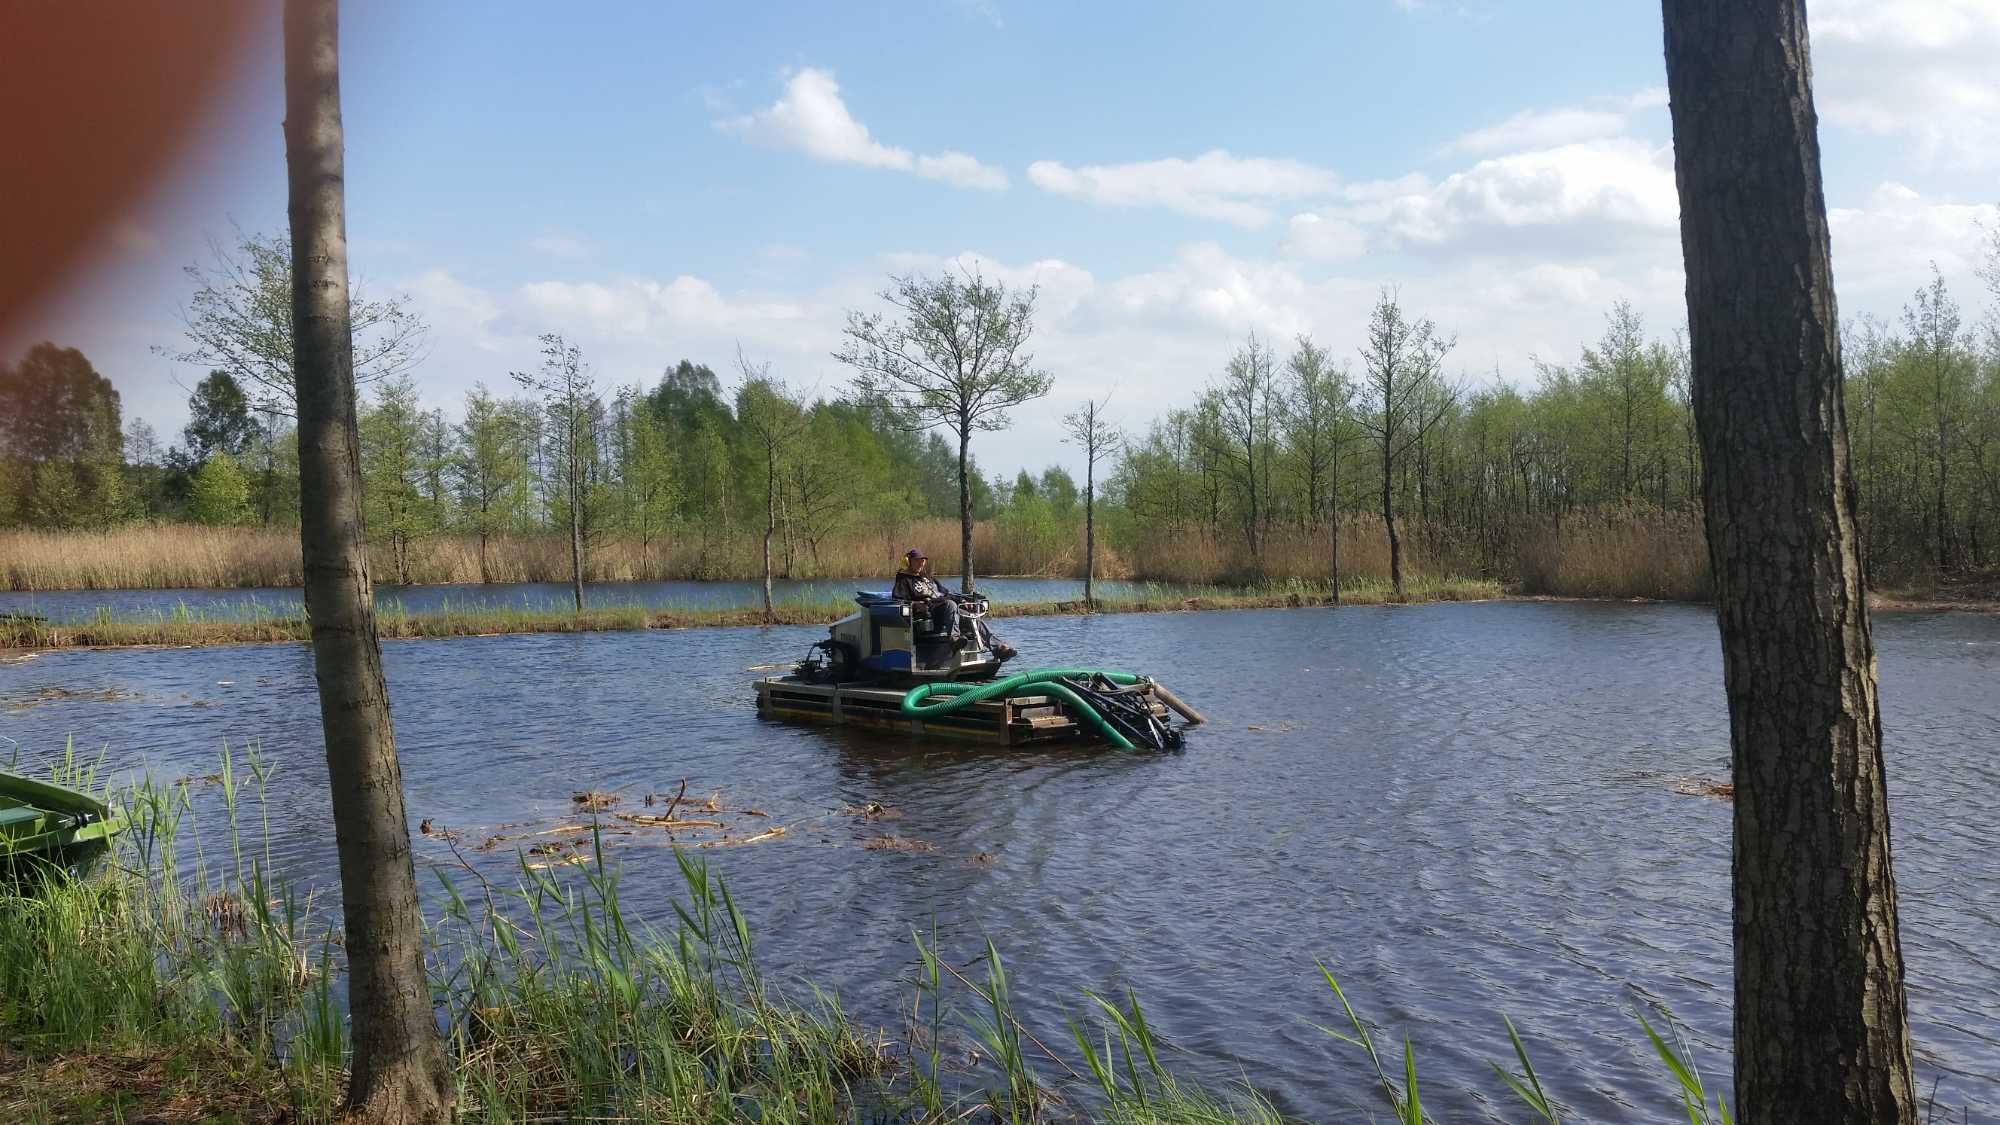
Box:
[2,581,1991,653]
[3,581,1506,652]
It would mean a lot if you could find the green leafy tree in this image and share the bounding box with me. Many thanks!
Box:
[735,359,809,617]
[836,269,1054,592]
[1282,335,1355,596]
[1356,290,1457,599]
[161,227,428,415]
[1063,395,1122,605]
[451,384,533,582]
[182,370,258,461]
[188,451,253,526]
[359,376,435,584]
[513,334,602,610]
[0,343,126,528]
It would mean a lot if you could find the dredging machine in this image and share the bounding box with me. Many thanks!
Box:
[754,590,1203,749]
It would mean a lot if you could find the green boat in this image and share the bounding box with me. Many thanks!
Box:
[0,767,126,875]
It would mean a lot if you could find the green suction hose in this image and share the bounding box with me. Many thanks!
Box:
[901,668,1145,749]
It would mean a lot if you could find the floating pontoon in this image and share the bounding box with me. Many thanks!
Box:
[755,591,1203,750]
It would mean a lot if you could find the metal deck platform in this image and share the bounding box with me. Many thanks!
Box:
[755,676,1178,746]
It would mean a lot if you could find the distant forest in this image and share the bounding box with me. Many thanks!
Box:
[4,227,1998,586]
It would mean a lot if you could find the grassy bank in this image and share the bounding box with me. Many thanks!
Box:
[0,578,1505,651]
[0,754,1754,1124]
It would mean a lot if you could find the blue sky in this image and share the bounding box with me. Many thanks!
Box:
[13,0,1998,475]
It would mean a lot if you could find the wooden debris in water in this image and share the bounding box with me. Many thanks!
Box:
[616,814,724,830]
[863,835,935,853]
[841,802,903,821]
[525,853,593,870]
[699,826,787,848]
[1670,776,1735,799]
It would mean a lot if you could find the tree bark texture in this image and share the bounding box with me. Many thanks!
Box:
[1084,461,1096,607]
[763,458,776,620]
[283,0,452,1119]
[958,424,975,594]
[1381,437,1403,600]
[1661,2,1917,1121]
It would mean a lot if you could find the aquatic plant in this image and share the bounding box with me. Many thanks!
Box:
[3,748,1972,1123]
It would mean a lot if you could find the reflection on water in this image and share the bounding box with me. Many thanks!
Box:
[2,602,1995,1121]
[0,576,1140,624]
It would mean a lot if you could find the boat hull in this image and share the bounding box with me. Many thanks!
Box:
[755,676,1172,746]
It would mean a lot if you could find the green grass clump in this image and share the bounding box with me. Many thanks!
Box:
[6,745,1912,1124]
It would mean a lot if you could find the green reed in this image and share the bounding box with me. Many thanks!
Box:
[4,744,1925,1124]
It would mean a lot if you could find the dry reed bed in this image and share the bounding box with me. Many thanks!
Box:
[2,512,1711,592]
[0,520,1128,591]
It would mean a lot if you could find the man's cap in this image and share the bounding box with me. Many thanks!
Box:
[906,548,926,560]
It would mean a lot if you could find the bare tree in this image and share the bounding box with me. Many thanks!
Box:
[1356,289,1456,600]
[512,333,599,612]
[1283,335,1355,599]
[734,349,809,621]
[283,0,451,1119]
[835,269,1054,593]
[1211,334,1278,560]
[160,225,426,417]
[1063,393,1122,607]
[1663,1,1917,1120]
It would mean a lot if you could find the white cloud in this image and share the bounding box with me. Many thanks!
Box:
[1288,138,1679,259]
[717,67,1008,190]
[1445,107,1631,156]
[376,183,1988,478]
[913,151,1010,191]
[1811,0,2000,165]
[1829,183,1996,307]
[1281,212,1368,260]
[519,276,808,338]
[1444,88,1666,156]
[1028,150,1342,227]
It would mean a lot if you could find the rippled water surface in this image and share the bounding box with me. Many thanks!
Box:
[3,602,1996,1120]
[0,576,1147,623]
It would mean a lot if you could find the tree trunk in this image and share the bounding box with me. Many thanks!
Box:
[283,1,452,1119]
[762,457,775,621]
[1662,2,1918,1121]
[477,527,490,585]
[1934,453,1948,575]
[1381,436,1402,600]
[1328,509,1342,603]
[1083,459,1096,608]
[569,496,584,612]
[957,423,974,594]
[1329,442,1342,602]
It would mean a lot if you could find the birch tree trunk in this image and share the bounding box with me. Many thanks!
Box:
[1662,1,1917,1120]
[283,0,451,1118]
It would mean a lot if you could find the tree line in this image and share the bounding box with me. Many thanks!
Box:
[4,223,1996,598]
[1111,253,2000,592]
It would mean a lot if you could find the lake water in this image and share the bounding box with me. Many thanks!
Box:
[2,602,1995,1121]
[0,576,1153,624]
